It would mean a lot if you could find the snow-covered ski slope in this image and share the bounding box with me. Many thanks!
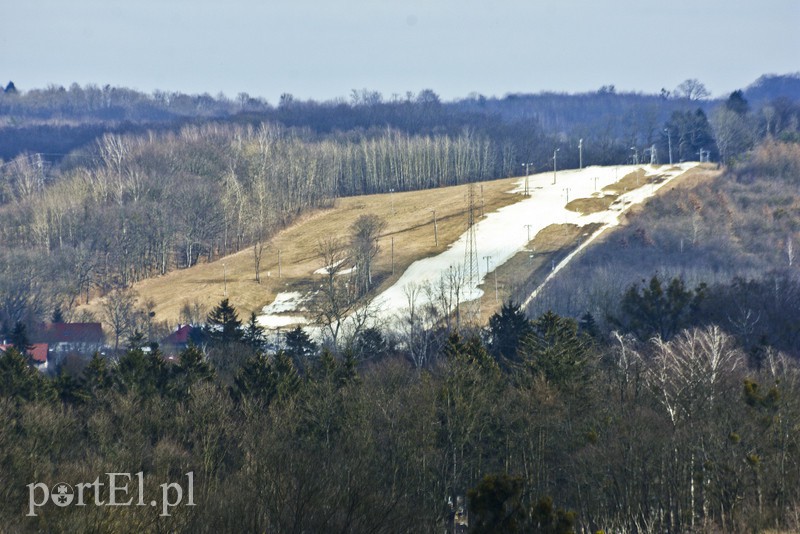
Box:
[370,162,698,319]
[257,162,698,327]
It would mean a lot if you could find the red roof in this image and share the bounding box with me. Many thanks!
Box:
[38,323,104,344]
[0,343,48,363]
[164,325,193,345]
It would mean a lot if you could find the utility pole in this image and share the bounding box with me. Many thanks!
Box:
[522,162,533,195]
[552,148,560,185]
[578,138,583,170]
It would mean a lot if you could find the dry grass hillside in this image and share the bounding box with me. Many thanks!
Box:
[102,176,525,324]
[80,165,713,328]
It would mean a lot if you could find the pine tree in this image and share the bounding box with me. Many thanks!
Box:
[205,298,242,345]
[488,300,532,363]
[242,312,266,350]
[9,321,33,354]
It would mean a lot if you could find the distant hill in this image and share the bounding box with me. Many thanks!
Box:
[744,73,800,105]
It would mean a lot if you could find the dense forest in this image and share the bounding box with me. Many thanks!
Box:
[2,294,800,532]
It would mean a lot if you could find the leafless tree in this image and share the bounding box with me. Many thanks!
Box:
[350,214,386,296]
[312,237,356,350]
[102,288,139,353]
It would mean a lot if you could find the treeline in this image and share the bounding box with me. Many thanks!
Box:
[2,297,799,532]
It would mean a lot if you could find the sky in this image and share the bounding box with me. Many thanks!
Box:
[2,0,798,103]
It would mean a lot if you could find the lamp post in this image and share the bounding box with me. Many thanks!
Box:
[578,138,583,170]
[524,224,532,242]
[389,188,395,214]
[522,162,533,195]
[563,187,571,203]
[664,128,673,165]
[223,263,227,296]
[552,148,560,185]
[431,209,439,247]
[630,147,638,165]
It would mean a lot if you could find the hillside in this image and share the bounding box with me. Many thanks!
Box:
[120,175,524,324]
[114,162,707,332]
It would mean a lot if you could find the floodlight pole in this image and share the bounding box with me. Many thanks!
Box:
[522,162,533,195]
[552,148,560,185]
[431,209,439,247]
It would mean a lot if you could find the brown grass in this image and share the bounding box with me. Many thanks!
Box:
[92,177,526,324]
[566,195,618,214]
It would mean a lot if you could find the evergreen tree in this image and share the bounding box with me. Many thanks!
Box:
[618,275,706,340]
[51,304,65,323]
[352,326,388,361]
[9,321,32,354]
[114,347,168,398]
[468,473,528,533]
[519,311,590,387]
[285,326,317,360]
[81,352,112,398]
[171,344,214,398]
[488,300,532,363]
[205,298,242,345]
[233,350,300,406]
[0,347,54,401]
[242,312,266,350]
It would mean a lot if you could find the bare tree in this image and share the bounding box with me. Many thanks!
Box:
[675,79,710,101]
[102,288,139,353]
[312,237,356,351]
[350,214,386,296]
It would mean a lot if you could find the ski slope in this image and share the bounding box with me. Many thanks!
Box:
[258,163,698,328]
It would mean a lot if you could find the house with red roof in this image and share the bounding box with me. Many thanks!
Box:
[0,343,49,370]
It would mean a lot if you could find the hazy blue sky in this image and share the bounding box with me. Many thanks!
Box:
[2,0,798,103]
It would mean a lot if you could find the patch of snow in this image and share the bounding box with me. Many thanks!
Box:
[314,259,356,276]
[257,315,309,329]
[257,291,311,330]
